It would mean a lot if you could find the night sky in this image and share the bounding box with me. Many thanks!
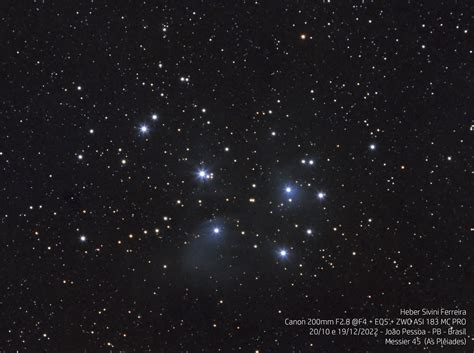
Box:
[1,1,473,352]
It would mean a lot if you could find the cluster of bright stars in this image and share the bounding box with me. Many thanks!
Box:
[77,111,379,261]
[203,223,314,260]
[197,169,214,180]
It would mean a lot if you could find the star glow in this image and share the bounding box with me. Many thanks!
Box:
[139,125,149,134]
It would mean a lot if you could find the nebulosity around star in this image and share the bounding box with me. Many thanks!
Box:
[278,249,288,259]
[139,124,149,134]
[197,168,214,181]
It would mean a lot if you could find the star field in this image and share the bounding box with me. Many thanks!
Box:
[0,1,473,352]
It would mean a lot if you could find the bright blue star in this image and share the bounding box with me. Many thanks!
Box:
[369,143,376,150]
[197,168,213,181]
[139,124,149,134]
[213,227,220,234]
[282,185,299,203]
[278,248,288,259]
[317,192,326,200]
[151,114,158,121]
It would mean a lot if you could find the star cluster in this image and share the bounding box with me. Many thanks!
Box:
[0,1,472,352]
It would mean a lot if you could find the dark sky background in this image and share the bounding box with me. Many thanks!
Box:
[0,1,473,352]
